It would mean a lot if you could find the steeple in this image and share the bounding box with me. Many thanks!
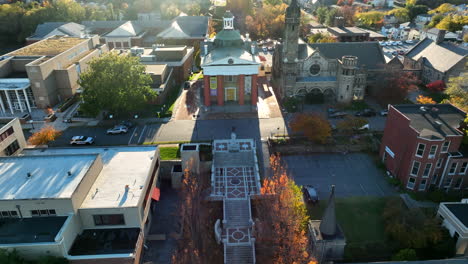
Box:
[281,0,301,96]
[319,185,337,238]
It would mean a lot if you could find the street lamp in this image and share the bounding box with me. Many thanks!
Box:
[193,114,200,140]
[156,111,160,118]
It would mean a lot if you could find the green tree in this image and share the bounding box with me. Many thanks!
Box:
[427,14,444,28]
[79,52,156,116]
[429,3,457,14]
[308,32,337,43]
[315,6,329,24]
[407,5,428,21]
[436,15,468,32]
[383,198,444,249]
[387,7,409,22]
[392,249,418,261]
[444,73,468,113]
[355,11,384,29]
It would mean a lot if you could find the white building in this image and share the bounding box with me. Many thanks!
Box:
[0,118,26,157]
[0,146,160,263]
[437,201,468,256]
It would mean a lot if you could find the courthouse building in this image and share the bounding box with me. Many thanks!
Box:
[200,11,261,107]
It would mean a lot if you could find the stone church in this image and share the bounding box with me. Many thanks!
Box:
[273,0,387,103]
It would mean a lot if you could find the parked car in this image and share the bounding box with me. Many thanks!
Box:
[120,120,135,128]
[358,123,370,130]
[302,185,319,204]
[379,41,386,46]
[329,111,348,118]
[70,136,94,145]
[262,46,268,52]
[107,125,129,135]
[392,51,398,56]
[405,39,414,44]
[355,108,376,117]
[396,41,403,45]
[397,50,405,55]
[267,46,274,51]
[380,109,388,116]
[327,107,337,114]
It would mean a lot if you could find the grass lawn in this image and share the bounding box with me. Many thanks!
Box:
[159,147,180,160]
[308,196,389,244]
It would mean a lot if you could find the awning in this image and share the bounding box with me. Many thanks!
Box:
[151,187,160,201]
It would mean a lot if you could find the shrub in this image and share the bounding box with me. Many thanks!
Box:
[27,126,61,145]
[283,96,301,113]
[392,248,418,261]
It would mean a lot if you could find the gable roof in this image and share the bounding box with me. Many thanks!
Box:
[105,21,143,37]
[28,22,85,40]
[406,38,468,72]
[157,16,209,39]
[308,41,386,69]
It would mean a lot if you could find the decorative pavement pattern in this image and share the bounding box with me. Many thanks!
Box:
[212,138,261,264]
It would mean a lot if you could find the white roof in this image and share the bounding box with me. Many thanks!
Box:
[0,154,97,200]
[0,78,30,91]
[23,146,158,208]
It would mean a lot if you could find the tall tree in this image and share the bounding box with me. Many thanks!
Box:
[416,95,436,104]
[444,73,468,113]
[375,70,420,105]
[336,116,368,134]
[289,113,332,144]
[355,11,385,29]
[254,154,315,264]
[79,52,156,116]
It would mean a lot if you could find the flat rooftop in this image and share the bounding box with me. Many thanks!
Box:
[0,216,67,244]
[0,154,97,200]
[328,27,368,35]
[445,203,468,228]
[145,64,167,75]
[0,78,31,91]
[9,37,87,56]
[394,104,466,139]
[23,146,158,208]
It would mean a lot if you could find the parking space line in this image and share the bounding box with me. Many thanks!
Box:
[359,184,368,196]
[128,127,138,145]
[138,125,147,144]
[376,183,385,196]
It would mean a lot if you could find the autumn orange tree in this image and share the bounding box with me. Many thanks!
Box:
[416,95,436,104]
[27,125,61,145]
[336,116,368,134]
[254,154,316,264]
[289,113,331,144]
[171,167,223,264]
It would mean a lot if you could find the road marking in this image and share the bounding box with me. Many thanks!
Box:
[376,183,385,196]
[360,184,368,196]
[128,127,138,145]
[138,125,147,144]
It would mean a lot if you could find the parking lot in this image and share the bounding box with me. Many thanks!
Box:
[381,41,416,60]
[49,125,140,147]
[282,153,396,198]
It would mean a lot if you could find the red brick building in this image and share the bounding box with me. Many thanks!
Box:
[380,104,468,192]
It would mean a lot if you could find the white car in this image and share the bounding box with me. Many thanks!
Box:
[358,124,370,130]
[405,40,414,44]
[70,136,94,145]
[396,41,403,45]
[379,41,386,46]
[106,125,128,135]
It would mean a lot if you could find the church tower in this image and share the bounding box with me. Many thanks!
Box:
[281,0,301,96]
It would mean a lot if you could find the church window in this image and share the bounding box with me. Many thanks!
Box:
[346,85,349,91]
[309,64,320,75]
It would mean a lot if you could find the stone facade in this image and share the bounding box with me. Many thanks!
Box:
[273,0,385,103]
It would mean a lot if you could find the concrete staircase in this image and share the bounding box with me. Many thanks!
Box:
[225,244,255,264]
[224,199,251,227]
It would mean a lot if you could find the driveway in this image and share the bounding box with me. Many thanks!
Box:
[282,153,396,198]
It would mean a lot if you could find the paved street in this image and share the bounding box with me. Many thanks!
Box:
[49,126,135,147]
[282,153,396,198]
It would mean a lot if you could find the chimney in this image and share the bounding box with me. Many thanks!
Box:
[436,29,446,44]
[334,16,345,28]
[204,44,208,56]
[251,44,255,54]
